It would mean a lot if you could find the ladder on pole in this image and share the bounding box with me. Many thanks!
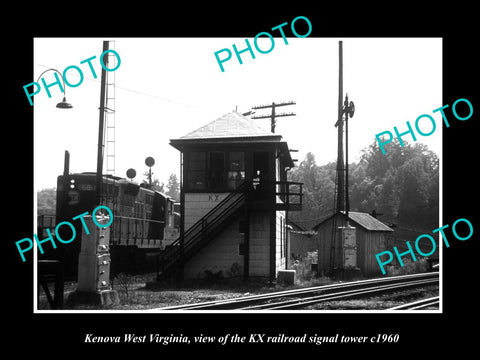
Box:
[329,170,338,273]
[105,40,116,178]
[104,40,117,209]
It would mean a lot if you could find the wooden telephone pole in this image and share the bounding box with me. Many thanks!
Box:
[251,101,296,133]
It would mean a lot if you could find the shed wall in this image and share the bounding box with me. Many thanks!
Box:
[315,216,342,275]
[290,232,316,261]
[314,214,390,277]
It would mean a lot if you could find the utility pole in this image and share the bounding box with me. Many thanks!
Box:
[251,101,296,133]
[95,40,109,206]
[71,41,119,307]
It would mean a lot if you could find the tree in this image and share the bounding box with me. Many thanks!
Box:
[165,173,180,201]
[37,188,56,215]
[288,153,336,229]
[376,168,399,219]
[286,141,439,231]
[142,171,165,193]
[394,156,429,226]
[352,138,439,229]
[150,178,165,193]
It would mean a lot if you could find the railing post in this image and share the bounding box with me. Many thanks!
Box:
[299,183,303,206]
[126,217,130,246]
[201,218,207,244]
[286,181,290,206]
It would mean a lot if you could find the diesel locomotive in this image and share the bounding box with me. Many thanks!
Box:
[50,172,178,278]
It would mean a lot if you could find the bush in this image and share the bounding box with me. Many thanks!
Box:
[203,269,223,285]
[290,251,332,286]
[386,257,429,276]
[114,272,136,303]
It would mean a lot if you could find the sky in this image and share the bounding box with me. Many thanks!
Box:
[33,37,442,191]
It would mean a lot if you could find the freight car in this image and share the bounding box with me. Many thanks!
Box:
[49,172,178,278]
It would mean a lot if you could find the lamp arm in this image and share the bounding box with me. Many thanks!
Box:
[36,68,67,96]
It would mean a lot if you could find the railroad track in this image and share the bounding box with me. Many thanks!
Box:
[153,272,439,311]
[387,296,440,310]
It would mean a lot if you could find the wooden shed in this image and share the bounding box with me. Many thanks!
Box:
[288,219,317,262]
[312,211,393,277]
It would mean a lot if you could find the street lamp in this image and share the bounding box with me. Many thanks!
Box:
[56,96,73,109]
[36,68,73,109]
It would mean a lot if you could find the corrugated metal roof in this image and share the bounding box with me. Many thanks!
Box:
[180,111,277,139]
[341,211,393,231]
[312,211,393,232]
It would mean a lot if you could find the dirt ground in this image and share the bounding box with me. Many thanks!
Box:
[37,273,310,310]
[37,273,438,311]
[303,285,439,310]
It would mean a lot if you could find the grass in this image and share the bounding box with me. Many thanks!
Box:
[37,268,436,311]
[36,270,339,310]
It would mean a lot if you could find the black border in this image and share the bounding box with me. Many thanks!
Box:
[8,5,479,355]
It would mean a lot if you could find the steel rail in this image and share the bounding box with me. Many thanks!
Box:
[244,278,438,310]
[387,296,440,310]
[153,272,439,311]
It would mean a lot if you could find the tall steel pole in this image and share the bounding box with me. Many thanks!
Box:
[344,94,350,223]
[95,41,109,206]
[335,41,345,213]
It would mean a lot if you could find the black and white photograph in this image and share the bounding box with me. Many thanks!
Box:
[8,6,479,356]
[32,36,442,313]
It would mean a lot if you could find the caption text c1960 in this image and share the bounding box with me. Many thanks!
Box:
[84,333,400,346]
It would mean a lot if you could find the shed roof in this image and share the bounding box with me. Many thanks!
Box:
[312,211,393,232]
[178,111,278,140]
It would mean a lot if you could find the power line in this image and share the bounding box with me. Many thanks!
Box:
[36,63,199,109]
[251,101,296,133]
